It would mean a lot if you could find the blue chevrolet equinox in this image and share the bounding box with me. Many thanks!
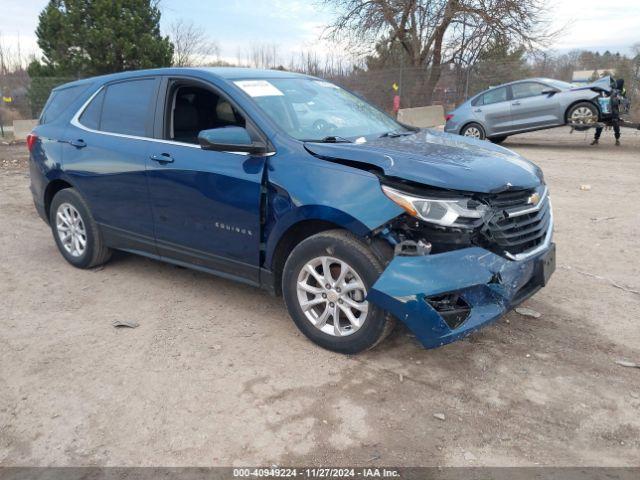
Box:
[28,67,555,353]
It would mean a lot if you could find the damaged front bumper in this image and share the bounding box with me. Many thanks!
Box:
[368,243,556,348]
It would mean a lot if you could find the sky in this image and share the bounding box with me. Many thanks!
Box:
[1,0,638,65]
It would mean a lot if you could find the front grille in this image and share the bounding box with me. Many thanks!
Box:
[484,189,534,209]
[481,187,551,256]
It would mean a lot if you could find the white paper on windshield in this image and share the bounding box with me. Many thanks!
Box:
[314,80,340,89]
[234,80,284,97]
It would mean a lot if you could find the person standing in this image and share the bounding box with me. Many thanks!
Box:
[591,79,626,146]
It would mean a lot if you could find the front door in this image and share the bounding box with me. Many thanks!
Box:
[509,82,562,130]
[145,78,267,284]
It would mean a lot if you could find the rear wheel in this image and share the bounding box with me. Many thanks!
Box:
[461,122,486,140]
[49,188,112,269]
[489,136,507,144]
[282,230,394,354]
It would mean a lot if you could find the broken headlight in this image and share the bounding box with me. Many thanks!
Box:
[381,185,488,228]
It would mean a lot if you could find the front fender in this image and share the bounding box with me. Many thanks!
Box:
[264,204,369,266]
[264,151,403,268]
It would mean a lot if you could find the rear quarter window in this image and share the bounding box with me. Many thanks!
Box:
[78,89,106,130]
[40,84,89,124]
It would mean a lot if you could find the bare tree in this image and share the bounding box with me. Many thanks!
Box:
[247,43,281,69]
[0,33,27,75]
[324,0,555,103]
[169,19,220,67]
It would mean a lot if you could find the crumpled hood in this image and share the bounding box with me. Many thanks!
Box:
[304,129,543,194]
[570,75,611,93]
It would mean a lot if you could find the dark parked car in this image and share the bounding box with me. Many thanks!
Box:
[445,77,615,142]
[28,68,555,353]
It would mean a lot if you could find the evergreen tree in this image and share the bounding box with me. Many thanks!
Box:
[469,41,531,94]
[29,0,173,78]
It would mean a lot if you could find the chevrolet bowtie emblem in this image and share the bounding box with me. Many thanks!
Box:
[527,192,541,206]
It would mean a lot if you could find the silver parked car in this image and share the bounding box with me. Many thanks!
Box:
[445,77,613,143]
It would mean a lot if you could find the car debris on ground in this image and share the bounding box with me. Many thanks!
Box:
[615,360,640,369]
[112,320,140,328]
[515,307,542,318]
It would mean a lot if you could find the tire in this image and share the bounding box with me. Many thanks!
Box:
[566,102,599,127]
[282,230,395,354]
[460,122,486,140]
[49,188,112,269]
[489,136,507,144]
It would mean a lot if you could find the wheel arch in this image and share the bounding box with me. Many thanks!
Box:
[265,207,372,296]
[44,178,75,222]
[564,99,600,123]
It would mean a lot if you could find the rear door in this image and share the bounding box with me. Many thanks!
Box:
[472,86,511,135]
[145,76,268,284]
[63,77,160,252]
[509,82,562,130]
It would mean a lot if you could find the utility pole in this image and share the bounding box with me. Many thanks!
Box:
[394,52,404,118]
[0,89,4,137]
[465,64,471,100]
[399,52,404,99]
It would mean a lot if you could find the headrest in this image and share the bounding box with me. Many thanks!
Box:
[216,98,237,124]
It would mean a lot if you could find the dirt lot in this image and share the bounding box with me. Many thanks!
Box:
[1,127,639,467]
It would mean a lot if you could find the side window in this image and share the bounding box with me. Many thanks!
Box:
[40,84,88,124]
[167,84,246,144]
[78,89,105,130]
[512,82,547,99]
[482,87,508,105]
[100,79,156,136]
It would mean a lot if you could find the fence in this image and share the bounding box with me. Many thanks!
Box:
[1,60,638,126]
[324,62,639,117]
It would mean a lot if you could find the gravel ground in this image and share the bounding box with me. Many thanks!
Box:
[1,127,639,467]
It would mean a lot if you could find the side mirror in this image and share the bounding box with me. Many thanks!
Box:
[541,88,559,96]
[197,127,268,155]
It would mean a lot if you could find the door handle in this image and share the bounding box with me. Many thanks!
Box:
[512,101,521,106]
[68,139,87,148]
[150,153,174,164]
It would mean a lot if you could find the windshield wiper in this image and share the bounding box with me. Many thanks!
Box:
[304,136,353,143]
[379,129,415,138]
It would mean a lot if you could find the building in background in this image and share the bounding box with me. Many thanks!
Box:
[572,69,616,85]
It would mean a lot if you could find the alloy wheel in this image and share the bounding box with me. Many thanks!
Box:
[296,256,369,337]
[463,126,482,139]
[56,203,87,257]
[570,107,597,125]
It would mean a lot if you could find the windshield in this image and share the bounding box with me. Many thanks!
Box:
[234,78,405,141]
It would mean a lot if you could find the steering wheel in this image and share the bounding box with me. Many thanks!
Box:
[312,119,336,133]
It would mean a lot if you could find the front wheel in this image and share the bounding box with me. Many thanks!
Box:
[461,122,486,140]
[567,102,599,127]
[282,230,394,354]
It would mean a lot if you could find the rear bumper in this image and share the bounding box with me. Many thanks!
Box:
[443,122,459,134]
[30,184,48,223]
[29,159,48,224]
[368,244,555,348]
